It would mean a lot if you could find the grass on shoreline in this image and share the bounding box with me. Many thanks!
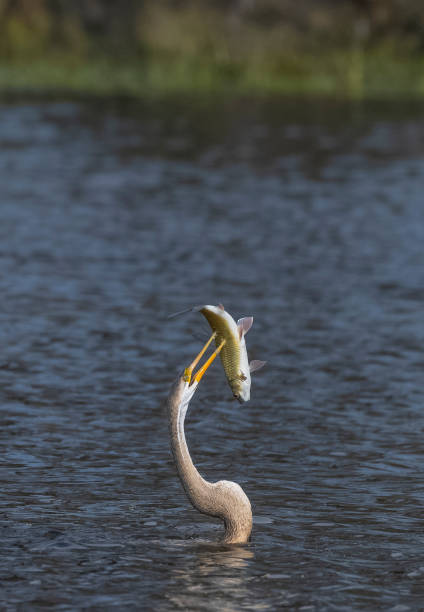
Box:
[1,47,424,101]
[1,4,424,101]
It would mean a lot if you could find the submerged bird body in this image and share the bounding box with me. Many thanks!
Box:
[168,371,252,544]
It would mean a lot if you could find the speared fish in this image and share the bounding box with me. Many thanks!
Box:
[170,303,265,402]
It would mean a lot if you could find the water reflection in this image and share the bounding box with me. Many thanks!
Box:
[165,544,255,611]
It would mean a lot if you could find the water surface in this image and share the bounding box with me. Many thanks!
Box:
[1,98,424,610]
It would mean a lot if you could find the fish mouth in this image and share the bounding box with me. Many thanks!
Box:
[233,394,245,404]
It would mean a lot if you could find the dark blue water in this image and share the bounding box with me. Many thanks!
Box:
[1,98,424,610]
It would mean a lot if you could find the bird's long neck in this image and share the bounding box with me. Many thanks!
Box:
[168,379,215,516]
[167,378,252,544]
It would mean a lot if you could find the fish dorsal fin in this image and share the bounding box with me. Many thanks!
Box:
[249,360,266,373]
[217,303,225,311]
[237,316,253,339]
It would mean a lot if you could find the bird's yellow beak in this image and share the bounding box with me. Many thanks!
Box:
[184,332,226,386]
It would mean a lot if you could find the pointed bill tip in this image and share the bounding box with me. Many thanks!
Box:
[168,305,205,319]
[168,307,193,319]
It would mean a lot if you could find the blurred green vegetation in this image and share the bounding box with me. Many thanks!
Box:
[1,0,424,98]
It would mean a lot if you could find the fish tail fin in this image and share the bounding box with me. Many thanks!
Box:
[237,316,254,338]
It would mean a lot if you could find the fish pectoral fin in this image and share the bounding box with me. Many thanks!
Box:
[249,360,267,373]
[238,371,248,381]
[237,316,253,339]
